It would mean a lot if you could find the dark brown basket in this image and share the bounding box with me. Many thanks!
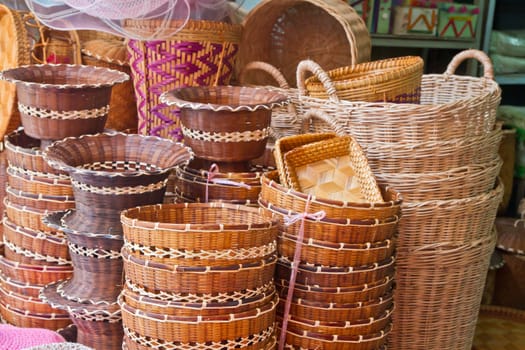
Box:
[275,276,393,304]
[5,128,65,174]
[276,256,395,288]
[0,301,71,330]
[0,64,129,142]
[119,293,277,344]
[6,165,73,196]
[3,216,69,261]
[123,248,277,295]
[278,232,394,267]
[260,171,402,220]
[73,316,124,350]
[121,203,278,267]
[0,255,73,286]
[282,323,391,350]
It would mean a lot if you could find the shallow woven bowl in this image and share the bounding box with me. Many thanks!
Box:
[0,64,128,142]
[43,132,193,217]
[161,86,288,165]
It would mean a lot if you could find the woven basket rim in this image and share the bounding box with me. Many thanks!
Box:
[6,185,75,202]
[0,300,71,320]
[120,202,278,232]
[3,215,67,245]
[284,322,392,343]
[43,209,124,240]
[278,255,395,273]
[0,63,129,89]
[0,255,73,273]
[43,131,193,176]
[160,85,290,112]
[277,275,392,294]
[283,306,393,328]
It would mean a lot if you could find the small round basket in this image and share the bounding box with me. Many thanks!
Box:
[0,64,129,143]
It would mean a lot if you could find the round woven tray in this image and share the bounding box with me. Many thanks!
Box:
[472,305,525,350]
[238,0,370,88]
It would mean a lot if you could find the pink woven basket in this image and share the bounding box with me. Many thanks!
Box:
[126,19,242,141]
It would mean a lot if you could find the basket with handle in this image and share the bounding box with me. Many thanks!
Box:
[126,19,242,141]
[303,56,424,103]
[237,0,370,89]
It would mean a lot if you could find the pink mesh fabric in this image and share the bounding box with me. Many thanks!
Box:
[0,324,65,350]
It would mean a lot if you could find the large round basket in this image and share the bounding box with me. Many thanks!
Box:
[238,0,370,88]
[472,305,525,350]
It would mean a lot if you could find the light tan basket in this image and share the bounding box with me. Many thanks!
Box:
[304,56,424,103]
[238,0,370,88]
[283,136,384,203]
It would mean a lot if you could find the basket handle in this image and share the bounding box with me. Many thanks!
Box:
[296,60,339,103]
[301,109,345,135]
[238,61,290,89]
[444,49,494,80]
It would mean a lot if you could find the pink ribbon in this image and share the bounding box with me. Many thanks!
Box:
[205,163,252,203]
[278,196,326,350]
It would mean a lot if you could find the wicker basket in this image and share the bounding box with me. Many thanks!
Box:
[0,255,73,286]
[391,230,497,350]
[258,198,399,244]
[6,165,73,196]
[276,256,395,288]
[119,293,277,346]
[6,186,75,212]
[126,19,242,141]
[282,135,384,203]
[4,198,63,233]
[304,56,424,103]
[260,171,402,220]
[81,38,138,132]
[472,305,525,350]
[0,65,129,143]
[0,272,42,298]
[238,0,370,88]
[275,275,393,305]
[0,302,71,330]
[0,286,68,316]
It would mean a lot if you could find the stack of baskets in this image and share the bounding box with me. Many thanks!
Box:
[258,156,402,350]
[286,49,502,349]
[119,203,279,350]
[0,128,73,330]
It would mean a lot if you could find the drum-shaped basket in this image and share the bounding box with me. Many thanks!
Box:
[5,186,75,212]
[391,231,496,350]
[126,19,242,141]
[0,255,73,286]
[81,38,137,132]
[276,275,393,305]
[0,272,42,298]
[258,198,399,244]
[238,0,370,88]
[0,302,71,330]
[282,135,384,203]
[4,199,63,233]
[5,128,66,175]
[6,166,72,197]
[119,293,277,347]
[260,171,402,221]
[276,256,395,288]
[472,305,525,350]
[0,64,129,143]
[304,56,424,103]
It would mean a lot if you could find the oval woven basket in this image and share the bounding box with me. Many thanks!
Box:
[119,293,278,344]
[276,256,395,288]
[304,56,424,103]
[258,198,399,244]
[238,0,370,88]
[0,255,73,286]
[260,171,402,221]
[275,276,393,305]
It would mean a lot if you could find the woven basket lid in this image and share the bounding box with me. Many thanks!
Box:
[0,5,30,141]
[495,217,525,256]
[238,0,370,88]
[81,39,128,66]
[472,305,525,350]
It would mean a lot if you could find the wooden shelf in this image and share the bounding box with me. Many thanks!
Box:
[372,35,478,50]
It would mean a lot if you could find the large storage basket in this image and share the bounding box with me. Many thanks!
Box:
[127,19,241,141]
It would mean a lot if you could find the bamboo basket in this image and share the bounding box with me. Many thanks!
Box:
[0,272,42,298]
[0,255,73,286]
[4,198,63,233]
[260,171,402,220]
[6,186,75,212]
[3,239,71,267]
[238,0,370,88]
[119,293,278,345]
[0,302,71,330]
[304,56,424,103]
[6,166,73,196]
[276,256,395,288]
[282,135,384,203]
[258,198,399,244]
[275,276,393,304]
[126,19,242,141]
[391,231,497,350]
[0,286,68,316]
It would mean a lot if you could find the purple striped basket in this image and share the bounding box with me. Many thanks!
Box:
[127,19,242,141]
